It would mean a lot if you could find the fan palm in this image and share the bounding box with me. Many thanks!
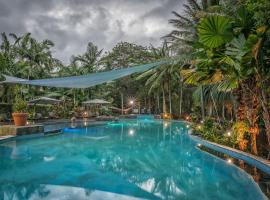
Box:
[188,7,270,154]
[165,0,220,55]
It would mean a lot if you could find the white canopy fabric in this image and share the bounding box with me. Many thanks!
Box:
[1,61,166,89]
[28,97,62,105]
[82,99,110,105]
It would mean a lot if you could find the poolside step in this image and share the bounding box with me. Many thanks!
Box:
[0,135,15,141]
[0,125,44,136]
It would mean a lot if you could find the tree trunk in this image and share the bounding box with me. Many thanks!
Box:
[210,91,220,123]
[162,86,167,114]
[261,89,270,146]
[73,89,76,106]
[232,83,249,151]
[249,91,259,155]
[222,104,225,120]
[121,93,124,115]
[157,93,160,114]
[179,83,183,117]
[200,86,205,120]
[243,79,259,155]
[169,84,172,115]
[209,104,213,117]
[233,83,246,121]
[148,97,151,114]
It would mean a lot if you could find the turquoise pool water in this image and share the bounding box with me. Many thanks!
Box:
[0,120,267,200]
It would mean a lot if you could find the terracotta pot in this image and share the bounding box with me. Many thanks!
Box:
[12,113,28,126]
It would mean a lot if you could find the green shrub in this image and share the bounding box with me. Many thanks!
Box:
[193,117,237,147]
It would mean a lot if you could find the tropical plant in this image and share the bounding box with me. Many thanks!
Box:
[184,4,270,155]
[136,42,181,115]
[12,86,28,113]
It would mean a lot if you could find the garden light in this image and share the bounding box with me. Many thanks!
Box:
[128,129,135,136]
[227,131,231,137]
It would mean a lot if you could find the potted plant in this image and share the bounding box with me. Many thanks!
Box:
[12,91,28,126]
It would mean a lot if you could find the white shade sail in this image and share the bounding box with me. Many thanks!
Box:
[1,61,166,89]
[28,97,62,105]
[82,99,110,105]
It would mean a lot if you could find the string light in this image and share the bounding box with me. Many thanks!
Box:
[227,158,232,164]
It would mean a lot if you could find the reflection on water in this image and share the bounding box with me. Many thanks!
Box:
[1,184,145,200]
[0,120,267,200]
[199,145,270,199]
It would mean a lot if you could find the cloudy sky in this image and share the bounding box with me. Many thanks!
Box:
[0,0,183,63]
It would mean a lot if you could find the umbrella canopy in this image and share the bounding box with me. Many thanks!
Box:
[28,97,62,105]
[82,99,110,105]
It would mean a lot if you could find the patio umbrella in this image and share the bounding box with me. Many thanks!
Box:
[28,97,62,105]
[82,99,110,105]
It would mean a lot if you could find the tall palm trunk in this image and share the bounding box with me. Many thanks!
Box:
[157,93,160,114]
[232,83,248,151]
[121,92,124,115]
[168,80,172,115]
[249,99,259,155]
[162,85,167,114]
[200,86,205,120]
[179,82,183,117]
[222,104,226,120]
[261,88,270,146]
[243,78,259,155]
[73,89,76,106]
[233,83,246,121]
[210,91,220,123]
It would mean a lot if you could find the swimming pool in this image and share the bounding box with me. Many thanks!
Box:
[0,120,267,200]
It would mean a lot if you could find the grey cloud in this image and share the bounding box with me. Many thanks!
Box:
[0,0,183,64]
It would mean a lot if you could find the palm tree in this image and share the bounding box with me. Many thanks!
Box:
[11,33,56,79]
[72,42,103,73]
[165,0,220,55]
[187,6,270,154]
[165,0,221,120]
[136,42,181,115]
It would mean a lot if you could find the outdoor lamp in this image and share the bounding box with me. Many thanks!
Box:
[128,129,135,136]
[227,131,231,137]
